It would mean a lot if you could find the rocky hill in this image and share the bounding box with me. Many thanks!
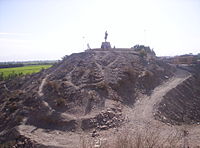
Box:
[1,48,200,147]
[155,65,200,125]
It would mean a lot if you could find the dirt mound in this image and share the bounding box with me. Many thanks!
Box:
[0,48,176,146]
[155,65,200,125]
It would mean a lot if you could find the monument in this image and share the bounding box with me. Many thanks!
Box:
[101,31,111,49]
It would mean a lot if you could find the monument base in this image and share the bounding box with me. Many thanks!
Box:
[101,42,111,49]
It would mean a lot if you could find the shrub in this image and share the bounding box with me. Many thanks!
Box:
[15,115,24,123]
[45,81,60,93]
[55,98,66,106]
[139,49,147,58]
[0,140,16,148]
[80,125,183,148]
[0,72,3,81]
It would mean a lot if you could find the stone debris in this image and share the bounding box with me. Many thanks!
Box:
[82,107,124,130]
[91,130,99,137]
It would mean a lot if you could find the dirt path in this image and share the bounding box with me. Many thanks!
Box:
[18,125,82,148]
[130,69,191,122]
[113,69,193,147]
[38,75,49,97]
[37,74,56,111]
[94,58,104,78]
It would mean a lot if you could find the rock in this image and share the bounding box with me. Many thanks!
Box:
[164,76,169,79]
[81,118,95,130]
[94,139,101,148]
[81,106,124,130]
[107,110,115,118]
[103,118,107,122]
[91,130,99,137]
[116,107,122,112]
[99,125,108,130]
[116,112,122,117]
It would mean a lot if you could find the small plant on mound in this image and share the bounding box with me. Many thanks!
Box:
[144,70,153,77]
[139,49,147,58]
[0,140,16,148]
[55,98,66,106]
[45,80,60,93]
[16,114,24,122]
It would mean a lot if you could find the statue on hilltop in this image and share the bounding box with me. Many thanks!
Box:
[104,31,108,42]
[101,31,111,49]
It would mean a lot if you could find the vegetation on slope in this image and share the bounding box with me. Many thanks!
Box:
[0,65,52,80]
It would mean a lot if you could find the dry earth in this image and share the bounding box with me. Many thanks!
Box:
[0,48,200,147]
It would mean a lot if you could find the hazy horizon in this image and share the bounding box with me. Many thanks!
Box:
[1,0,200,62]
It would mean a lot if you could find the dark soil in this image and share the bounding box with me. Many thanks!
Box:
[155,65,200,125]
[0,48,176,146]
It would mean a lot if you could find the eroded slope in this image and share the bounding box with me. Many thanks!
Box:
[0,49,175,146]
[155,65,200,125]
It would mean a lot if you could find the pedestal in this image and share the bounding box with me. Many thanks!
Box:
[101,42,111,49]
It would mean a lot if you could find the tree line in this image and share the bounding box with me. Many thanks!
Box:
[0,60,57,69]
[0,63,24,69]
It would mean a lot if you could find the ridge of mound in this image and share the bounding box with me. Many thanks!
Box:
[0,48,176,146]
[155,65,200,125]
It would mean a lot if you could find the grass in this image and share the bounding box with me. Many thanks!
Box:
[80,125,188,148]
[0,64,52,79]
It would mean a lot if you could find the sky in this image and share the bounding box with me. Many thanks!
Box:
[0,0,200,62]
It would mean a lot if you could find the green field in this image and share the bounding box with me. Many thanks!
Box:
[0,65,52,79]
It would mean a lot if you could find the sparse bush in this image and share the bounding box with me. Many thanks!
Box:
[123,67,138,80]
[45,80,60,93]
[0,72,3,81]
[80,125,183,148]
[144,70,153,77]
[55,98,66,106]
[8,102,18,113]
[15,115,24,123]
[0,140,16,148]
[96,81,108,90]
[139,49,147,58]
[80,136,93,148]
[80,136,109,148]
